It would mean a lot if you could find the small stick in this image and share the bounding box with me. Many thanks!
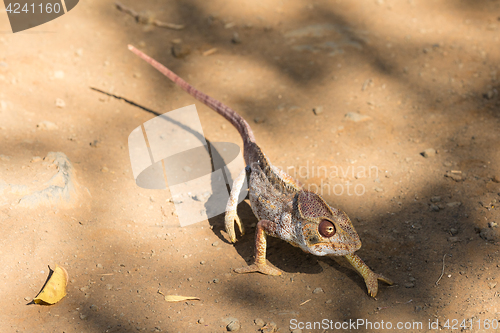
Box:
[115,1,184,30]
[202,48,218,56]
[300,299,311,306]
[435,254,448,286]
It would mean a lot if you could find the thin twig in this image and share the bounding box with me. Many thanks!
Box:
[154,21,185,30]
[202,48,218,56]
[435,254,448,286]
[115,1,184,30]
[300,299,311,306]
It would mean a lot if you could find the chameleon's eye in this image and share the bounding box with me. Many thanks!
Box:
[318,219,336,238]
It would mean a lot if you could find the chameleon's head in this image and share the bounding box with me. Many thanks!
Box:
[296,190,361,256]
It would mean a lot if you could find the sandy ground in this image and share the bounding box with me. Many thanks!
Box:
[1,0,500,332]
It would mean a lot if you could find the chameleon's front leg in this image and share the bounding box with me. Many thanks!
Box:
[344,253,393,297]
[234,219,282,276]
[225,168,247,243]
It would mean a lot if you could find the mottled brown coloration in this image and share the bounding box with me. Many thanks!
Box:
[128,45,393,297]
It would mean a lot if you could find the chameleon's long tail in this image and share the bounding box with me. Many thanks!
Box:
[128,45,256,146]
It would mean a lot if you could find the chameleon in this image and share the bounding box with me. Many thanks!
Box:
[128,45,393,297]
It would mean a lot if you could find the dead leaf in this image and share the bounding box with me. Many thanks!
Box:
[34,265,68,305]
[158,290,199,302]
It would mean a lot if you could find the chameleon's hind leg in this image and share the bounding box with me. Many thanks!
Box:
[235,219,282,276]
[344,253,393,297]
[225,168,247,243]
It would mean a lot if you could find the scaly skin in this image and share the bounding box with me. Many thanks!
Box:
[128,45,393,297]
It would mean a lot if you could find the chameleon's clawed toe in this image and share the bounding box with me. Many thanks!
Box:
[225,212,244,243]
[234,262,282,276]
[365,272,394,297]
[376,273,394,286]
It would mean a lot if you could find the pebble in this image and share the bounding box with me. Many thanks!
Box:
[54,70,65,79]
[344,112,371,122]
[96,263,103,269]
[106,284,113,290]
[37,121,58,131]
[254,318,265,326]
[24,296,31,301]
[213,278,219,284]
[429,204,440,212]
[313,106,323,115]
[450,228,458,235]
[488,282,497,289]
[79,313,87,320]
[198,318,205,324]
[30,156,42,163]
[312,287,323,294]
[261,322,278,333]
[480,228,499,241]
[90,140,101,148]
[0,100,7,111]
[422,148,436,158]
[171,44,190,58]
[485,90,495,99]
[254,117,265,123]
[415,306,422,312]
[223,317,240,332]
[292,330,303,333]
[447,236,460,243]
[200,260,205,265]
[446,202,461,208]
[55,98,66,108]
[212,241,219,247]
[374,187,383,192]
[231,32,241,44]
[489,221,498,228]
[404,282,415,288]
[430,196,441,202]
[101,166,109,173]
[493,175,500,183]
[445,172,462,181]
[75,48,84,57]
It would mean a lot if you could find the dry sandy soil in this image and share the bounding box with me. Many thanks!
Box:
[1,0,500,332]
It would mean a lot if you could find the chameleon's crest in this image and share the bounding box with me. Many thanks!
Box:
[297,190,361,256]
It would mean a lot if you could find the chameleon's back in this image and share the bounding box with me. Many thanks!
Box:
[246,143,302,243]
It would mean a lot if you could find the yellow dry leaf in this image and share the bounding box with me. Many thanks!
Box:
[34,265,68,305]
[158,290,199,302]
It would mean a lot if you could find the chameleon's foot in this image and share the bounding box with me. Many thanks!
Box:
[364,271,394,298]
[225,211,245,243]
[234,261,282,276]
[344,253,393,298]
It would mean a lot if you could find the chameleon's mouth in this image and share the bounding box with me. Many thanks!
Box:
[309,241,360,256]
